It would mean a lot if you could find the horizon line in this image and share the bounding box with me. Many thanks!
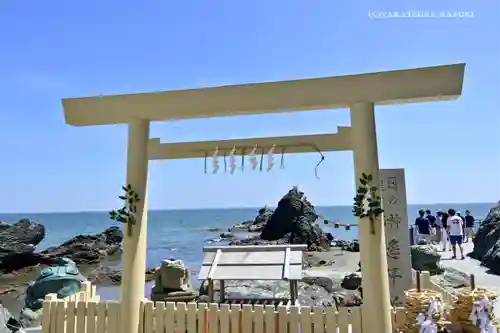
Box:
[0,201,496,215]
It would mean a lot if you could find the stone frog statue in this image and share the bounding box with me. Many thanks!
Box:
[150,259,196,302]
[20,258,87,328]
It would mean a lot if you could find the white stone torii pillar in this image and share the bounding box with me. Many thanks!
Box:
[120,119,150,333]
[350,103,392,333]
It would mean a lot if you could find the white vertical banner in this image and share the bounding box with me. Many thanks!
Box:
[380,168,412,306]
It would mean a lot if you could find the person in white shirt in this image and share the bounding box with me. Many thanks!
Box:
[447,208,465,260]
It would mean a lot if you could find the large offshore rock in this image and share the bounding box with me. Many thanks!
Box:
[150,260,196,302]
[259,187,329,250]
[410,245,443,274]
[469,202,500,273]
[0,219,46,272]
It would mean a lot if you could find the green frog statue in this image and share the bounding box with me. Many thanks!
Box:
[20,257,87,328]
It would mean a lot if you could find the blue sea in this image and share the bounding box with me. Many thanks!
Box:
[0,203,494,300]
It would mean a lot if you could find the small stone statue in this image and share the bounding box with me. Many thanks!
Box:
[150,259,197,302]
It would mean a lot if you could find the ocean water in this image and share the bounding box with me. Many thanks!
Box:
[0,203,494,300]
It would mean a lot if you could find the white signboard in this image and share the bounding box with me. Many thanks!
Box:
[380,168,412,306]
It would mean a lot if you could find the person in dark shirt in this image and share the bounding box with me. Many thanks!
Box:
[426,209,438,243]
[415,209,431,244]
[441,212,449,228]
[426,209,437,226]
[464,210,475,243]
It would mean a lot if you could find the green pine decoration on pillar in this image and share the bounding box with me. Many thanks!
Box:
[109,184,141,237]
[352,173,384,235]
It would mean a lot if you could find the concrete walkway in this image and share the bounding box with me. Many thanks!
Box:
[437,242,500,318]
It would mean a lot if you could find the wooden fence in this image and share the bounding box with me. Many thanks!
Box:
[410,269,459,305]
[42,296,413,333]
[41,271,472,333]
[42,281,99,333]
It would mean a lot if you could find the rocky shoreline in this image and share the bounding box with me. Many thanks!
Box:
[1,188,500,331]
[0,221,135,315]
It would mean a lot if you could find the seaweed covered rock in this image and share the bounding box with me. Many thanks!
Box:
[469,202,500,273]
[260,187,328,250]
[410,245,443,274]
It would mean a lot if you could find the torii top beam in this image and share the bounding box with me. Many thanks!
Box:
[62,63,465,126]
[148,127,353,160]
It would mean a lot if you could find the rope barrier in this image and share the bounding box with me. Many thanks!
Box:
[317,214,358,230]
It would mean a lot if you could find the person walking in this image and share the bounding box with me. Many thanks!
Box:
[464,210,475,243]
[415,209,431,244]
[426,209,439,244]
[432,210,442,244]
[447,208,465,260]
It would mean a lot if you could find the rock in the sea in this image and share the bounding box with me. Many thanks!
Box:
[249,207,274,232]
[470,202,500,273]
[230,235,290,247]
[41,226,123,265]
[0,219,45,246]
[1,226,123,273]
[150,260,196,302]
[410,245,443,274]
[230,207,273,233]
[258,187,330,250]
[219,233,235,239]
[333,239,360,252]
[228,189,331,251]
[0,219,46,272]
[0,304,23,333]
[230,220,254,231]
[260,187,317,240]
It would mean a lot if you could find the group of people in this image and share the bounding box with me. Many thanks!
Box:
[414,208,476,260]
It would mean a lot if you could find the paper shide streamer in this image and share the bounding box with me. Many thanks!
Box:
[203,143,326,178]
[416,296,442,333]
[469,298,498,333]
[211,147,219,174]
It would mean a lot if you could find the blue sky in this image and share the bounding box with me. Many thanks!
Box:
[0,0,498,213]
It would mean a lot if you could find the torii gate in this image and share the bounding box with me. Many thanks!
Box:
[61,63,465,333]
